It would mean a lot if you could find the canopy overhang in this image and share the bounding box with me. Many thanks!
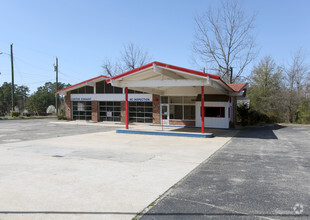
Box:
[109,62,246,97]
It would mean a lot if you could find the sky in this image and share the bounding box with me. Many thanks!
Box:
[0,0,309,93]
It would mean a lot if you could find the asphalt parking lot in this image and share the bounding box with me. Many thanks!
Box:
[0,118,234,220]
[141,125,310,219]
[0,118,118,144]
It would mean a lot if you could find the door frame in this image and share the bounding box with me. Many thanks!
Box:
[160,104,169,125]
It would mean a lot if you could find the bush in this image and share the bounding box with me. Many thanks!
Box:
[237,103,250,126]
[57,101,67,120]
[23,112,31,117]
[57,114,67,120]
[10,111,20,117]
[0,110,2,116]
[237,103,279,126]
[297,100,310,124]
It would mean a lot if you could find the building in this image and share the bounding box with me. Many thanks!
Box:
[55,61,248,130]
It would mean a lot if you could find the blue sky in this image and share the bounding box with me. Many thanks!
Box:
[0,0,309,93]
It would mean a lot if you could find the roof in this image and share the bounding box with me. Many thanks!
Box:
[54,61,248,95]
[54,75,109,94]
[107,61,220,82]
[227,83,248,93]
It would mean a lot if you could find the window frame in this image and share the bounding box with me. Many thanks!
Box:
[204,106,225,118]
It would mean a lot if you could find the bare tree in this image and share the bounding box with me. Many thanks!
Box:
[102,58,122,77]
[193,0,257,83]
[102,43,151,76]
[285,49,309,95]
[121,43,151,71]
[284,49,310,122]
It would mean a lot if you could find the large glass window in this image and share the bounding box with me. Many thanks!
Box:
[71,86,94,94]
[205,107,225,118]
[184,106,195,120]
[99,101,121,121]
[169,105,183,119]
[96,81,123,94]
[72,101,92,120]
[164,96,196,120]
[129,102,153,123]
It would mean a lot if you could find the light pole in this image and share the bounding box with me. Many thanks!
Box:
[10,44,15,111]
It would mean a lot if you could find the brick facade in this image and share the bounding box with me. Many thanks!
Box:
[65,91,72,120]
[152,94,160,124]
[169,120,195,126]
[91,101,99,122]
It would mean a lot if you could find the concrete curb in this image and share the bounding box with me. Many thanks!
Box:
[116,129,214,138]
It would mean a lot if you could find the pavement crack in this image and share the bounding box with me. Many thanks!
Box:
[167,196,278,220]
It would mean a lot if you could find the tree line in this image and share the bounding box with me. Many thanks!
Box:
[0,0,309,123]
[0,82,69,116]
[246,53,310,124]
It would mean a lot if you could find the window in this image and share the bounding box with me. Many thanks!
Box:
[165,96,196,121]
[184,106,195,120]
[129,102,153,123]
[161,96,168,104]
[170,96,182,104]
[96,81,123,94]
[72,101,92,120]
[99,102,121,122]
[128,89,145,94]
[205,107,225,118]
[71,86,94,94]
[169,105,183,119]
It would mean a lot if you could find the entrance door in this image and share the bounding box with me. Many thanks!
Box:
[160,104,169,125]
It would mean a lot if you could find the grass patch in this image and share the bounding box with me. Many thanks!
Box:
[0,116,57,120]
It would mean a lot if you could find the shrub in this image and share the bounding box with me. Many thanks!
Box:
[237,103,250,126]
[10,111,20,117]
[23,112,31,117]
[0,110,2,116]
[57,114,67,120]
[237,103,279,126]
[57,102,67,120]
[297,100,310,124]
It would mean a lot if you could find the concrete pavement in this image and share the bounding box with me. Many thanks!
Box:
[0,119,236,219]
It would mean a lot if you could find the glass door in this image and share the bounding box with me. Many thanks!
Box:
[160,104,169,125]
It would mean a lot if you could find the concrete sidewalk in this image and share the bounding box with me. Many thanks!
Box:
[0,121,236,220]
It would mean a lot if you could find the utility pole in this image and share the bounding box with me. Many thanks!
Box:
[230,67,233,84]
[54,57,58,114]
[10,44,15,111]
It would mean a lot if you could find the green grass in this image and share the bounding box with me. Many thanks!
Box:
[0,116,56,120]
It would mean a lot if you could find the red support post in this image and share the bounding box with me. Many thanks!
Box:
[125,87,129,129]
[201,86,205,133]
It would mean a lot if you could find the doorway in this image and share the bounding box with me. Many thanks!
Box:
[160,104,169,125]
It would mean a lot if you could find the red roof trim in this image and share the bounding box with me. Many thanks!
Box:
[107,61,220,82]
[154,61,220,80]
[54,61,248,94]
[54,75,108,93]
[106,62,153,82]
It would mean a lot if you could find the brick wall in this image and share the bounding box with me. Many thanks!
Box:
[169,120,195,126]
[152,94,160,124]
[65,91,72,120]
[91,101,99,122]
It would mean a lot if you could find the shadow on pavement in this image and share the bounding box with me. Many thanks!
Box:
[172,124,286,139]
[234,124,286,139]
